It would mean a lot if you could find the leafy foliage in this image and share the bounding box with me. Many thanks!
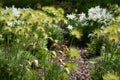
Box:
[89,22,120,79]
[0,6,74,80]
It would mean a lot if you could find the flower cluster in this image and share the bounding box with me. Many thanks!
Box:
[65,6,113,29]
[64,6,113,42]
[66,13,76,20]
[79,6,113,26]
[87,6,112,25]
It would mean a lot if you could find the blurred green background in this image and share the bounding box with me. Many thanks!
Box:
[0,0,120,13]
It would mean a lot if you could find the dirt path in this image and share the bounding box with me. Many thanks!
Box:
[70,49,94,80]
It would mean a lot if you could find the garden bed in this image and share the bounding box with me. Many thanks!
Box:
[0,2,120,80]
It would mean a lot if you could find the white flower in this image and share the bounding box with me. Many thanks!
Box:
[79,13,88,26]
[5,5,20,18]
[11,5,20,18]
[88,6,112,25]
[6,21,13,27]
[66,13,76,20]
[88,6,102,20]
[6,20,25,27]
[67,25,73,30]
[79,13,86,22]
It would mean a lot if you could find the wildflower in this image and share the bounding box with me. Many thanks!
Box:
[48,32,52,35]
[70,29,82,39]
[4,27,12,32]
[11,5,20,18]
[15,26,23,33]
[93,29,101,37]
[43,33,48,39]
[6,5,20,18]
[66,13,76,20]
[24,33,29,38]
[6,21,13,27]
[88,6,112,25]
[109,36,118,43]
[30,42,36,49]
[103,73,119,80]
[37,26,45,32]
[79,13,86,22]
[33,32,38,39]
[88,6,102,21]
[67,25,73,30]
[67,47,79,58]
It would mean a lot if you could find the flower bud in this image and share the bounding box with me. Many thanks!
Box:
[26,67,30,71]
[59,59,65,65]
[27,61,31,66]
[51,51,57,59]
[33,60,39,67]
[59,51,65,56]
[64,68,70,74]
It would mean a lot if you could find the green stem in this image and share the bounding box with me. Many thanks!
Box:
[70,37,74,47]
